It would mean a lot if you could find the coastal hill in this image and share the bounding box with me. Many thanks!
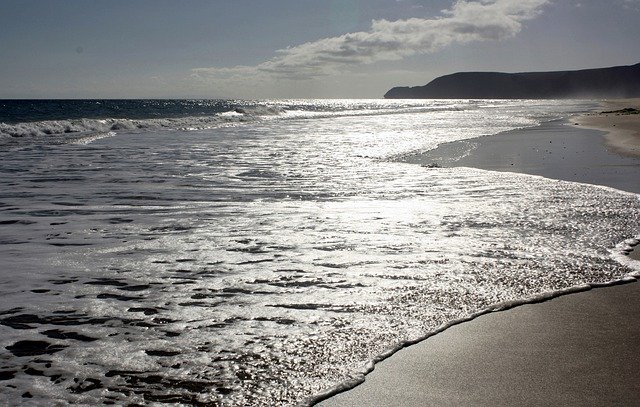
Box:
[384,63,640,99]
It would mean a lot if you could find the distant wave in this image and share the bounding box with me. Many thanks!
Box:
[0,114,253,139]
[0,103,468,145]
[71,131,118,145]
[232,105,288,116]
[7,99,570,152]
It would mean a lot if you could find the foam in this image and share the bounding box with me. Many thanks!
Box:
[1,98,637,406]
[0,105,434,147]
[0,114,252,140]
[0,99,593,152]
[307,275,640,406]
[71,131,118,145]
[611,232,640,273]
[307,147,640,407]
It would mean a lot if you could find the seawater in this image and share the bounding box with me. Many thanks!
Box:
[0,100,638,406]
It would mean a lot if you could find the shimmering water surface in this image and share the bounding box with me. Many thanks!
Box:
[0,100,638,405]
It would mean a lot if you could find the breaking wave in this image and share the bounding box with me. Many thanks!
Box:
[0,114,252,139]
[0,98,594,151]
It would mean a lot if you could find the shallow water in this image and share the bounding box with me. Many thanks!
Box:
[0,100,638,405]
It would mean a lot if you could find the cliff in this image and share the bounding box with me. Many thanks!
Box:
[384,63,640,99]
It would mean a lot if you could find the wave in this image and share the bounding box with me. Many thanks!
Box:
[1,98,582,149]
[71,131,118,145]
[0,114,254,139]
[232,105,287,116]
[0,103,468,148]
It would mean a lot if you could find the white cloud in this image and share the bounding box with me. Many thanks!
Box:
[192,0,550,88]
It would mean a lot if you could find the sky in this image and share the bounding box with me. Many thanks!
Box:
[1,0,639,99]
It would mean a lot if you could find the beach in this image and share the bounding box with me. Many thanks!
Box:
[1,99,638,405]
[317,282,640,406]
[318,103,640,406]
[575,99,640,158]
[3,1,640,405]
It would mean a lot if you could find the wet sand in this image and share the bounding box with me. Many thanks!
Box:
[318,282,640,406]
[317,106,640,406]
[400,119,640,194]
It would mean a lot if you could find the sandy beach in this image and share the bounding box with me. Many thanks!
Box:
[574,99,640,158]
[318,103,640,406]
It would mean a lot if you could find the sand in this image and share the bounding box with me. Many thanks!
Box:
[318,282,640,407]
[317,103,640,406]
[400,120,640,194]
[574,99,640,158]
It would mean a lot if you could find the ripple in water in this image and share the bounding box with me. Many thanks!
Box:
[0,100,638,405]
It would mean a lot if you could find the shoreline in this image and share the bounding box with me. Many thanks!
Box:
[399,118,640,195]
[574,98,640,158]
[316,279,640,406]
[317,102,640,406]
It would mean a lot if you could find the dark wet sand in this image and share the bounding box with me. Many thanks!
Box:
[401,119,640,194]
[318,282,640,406]
[318,118,640,406]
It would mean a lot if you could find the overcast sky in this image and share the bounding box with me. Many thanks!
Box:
[1,0,639,99]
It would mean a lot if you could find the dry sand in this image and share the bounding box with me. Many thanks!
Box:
[317,102,640,406]
[574,98,640,157]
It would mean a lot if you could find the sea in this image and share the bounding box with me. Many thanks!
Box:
[0,99,639,406]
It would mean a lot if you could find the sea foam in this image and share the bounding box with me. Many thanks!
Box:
[0,99,636,406]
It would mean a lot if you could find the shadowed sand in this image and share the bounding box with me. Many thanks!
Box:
[318,282,640,406]
[318,103,640,406]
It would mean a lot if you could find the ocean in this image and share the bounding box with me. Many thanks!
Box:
[0,99,639,406]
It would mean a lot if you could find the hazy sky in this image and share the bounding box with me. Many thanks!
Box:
[1,0,639,99]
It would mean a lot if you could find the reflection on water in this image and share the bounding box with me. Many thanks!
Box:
[0,101,638,405]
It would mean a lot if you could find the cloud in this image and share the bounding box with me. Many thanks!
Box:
[192,0,550,84]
